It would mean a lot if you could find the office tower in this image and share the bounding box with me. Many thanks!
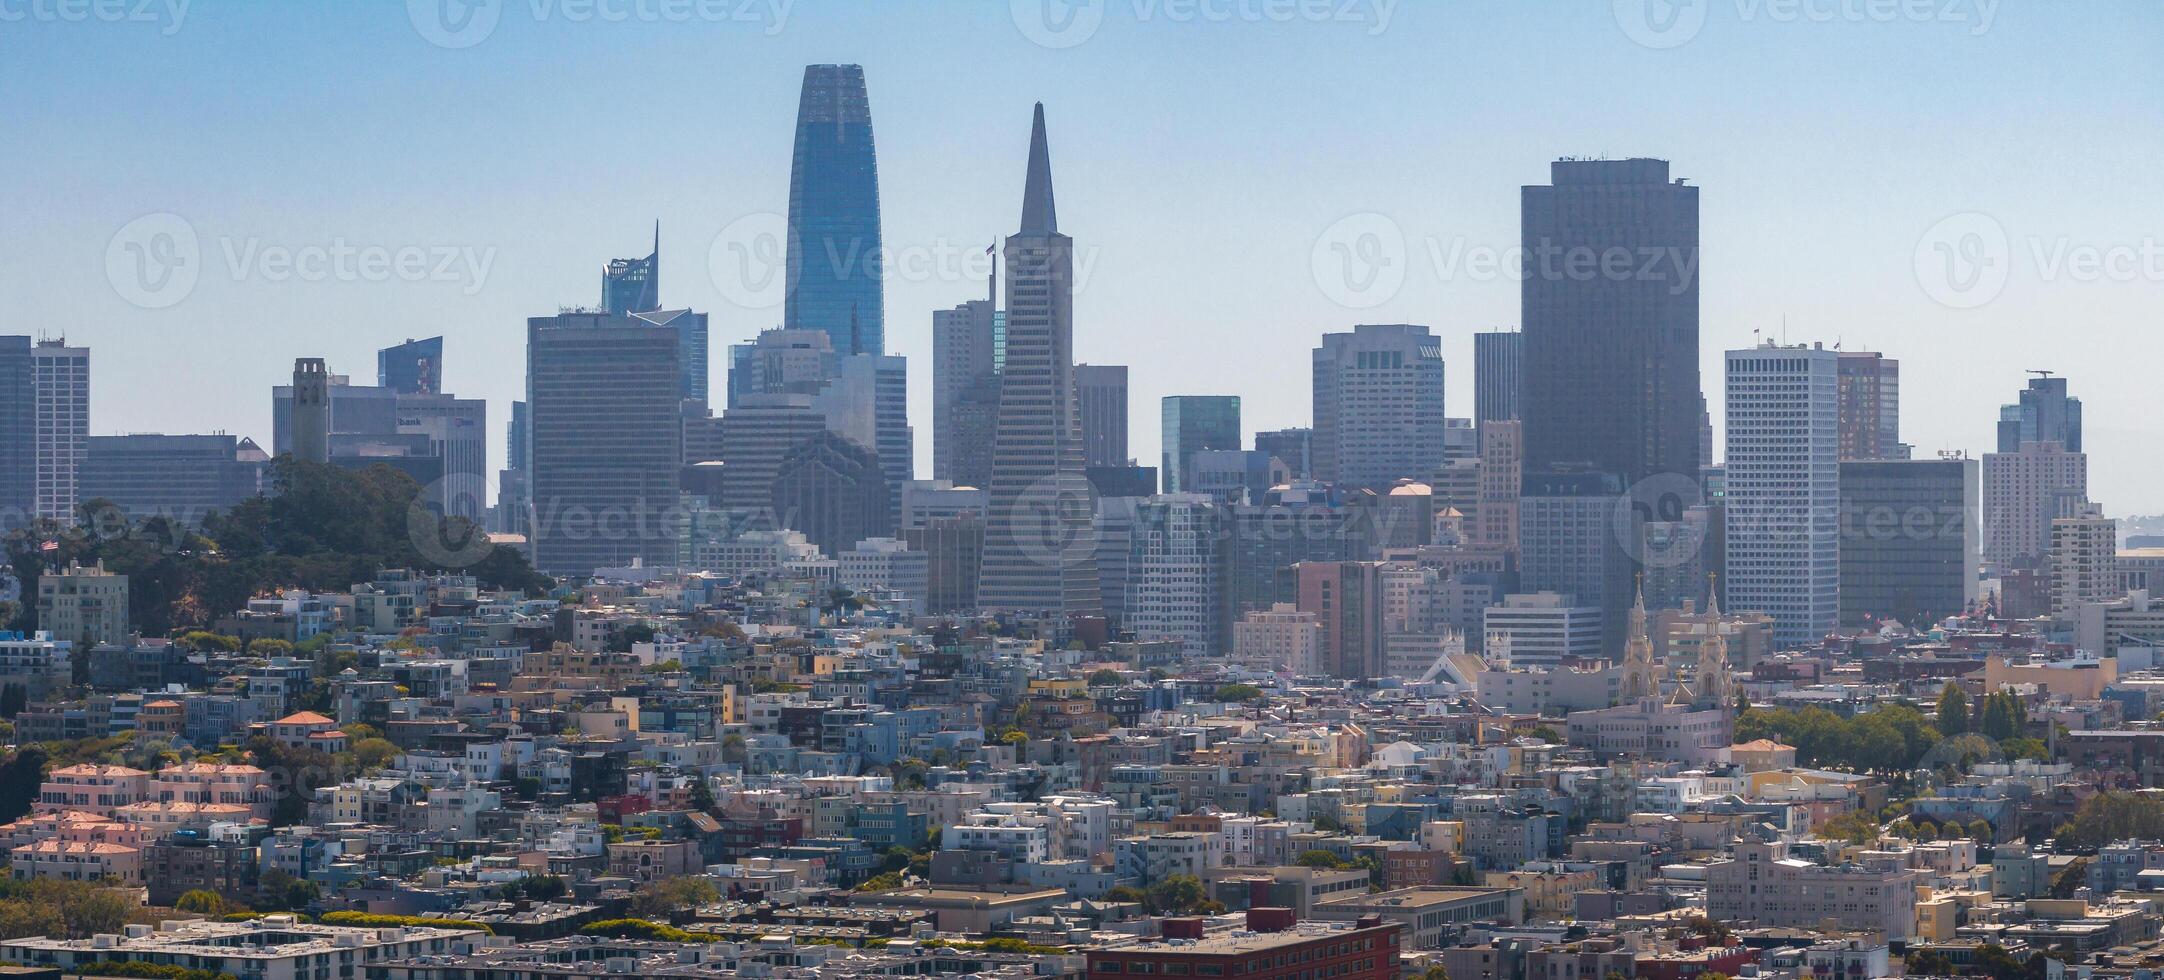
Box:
[977,103,1099,616]
[899,480,989,529]
[377,336,444,395]
[1998,374,2082,453]
[1442,418,1478,462]
[1227,482,1364,617]
[1835,351,1903,461]
[934,290,1002,485]
[1983,441,2087,571]
[1254,427,1312,480]
[1187,450,1288,504]
[1123,494,1230,656]
[1311,324,1446,489]
[1518,468,1632,655]
[274,371,397,456]
[716,395,831,514]
[1077,364,1128,467]
[1431,458,1480,532]
[0,338,30,530]
[1521,158,1701,485]
[1725,342,1840,646]
[290,358,331,464]
[1474,329,1522,426]
[602,222,660,315]
[786,64,885,354]
[1093,495,1141,627]
[79,434,265,523]
[525,312,683,575]
[902,516,984,613]
[498,400,530,536]
[1293,560,1387,680]
[837,537,930,612]
[634,308,710,405]
[395,393,488,520]
[1473,420,1521,555]
[1085,465,1157,499]
[724,327,909,527]
[1484,592,1603,667]
[1161,395,1240,493]
[31,340,88,521]
[1838,456,1979,628]
[1641,505,1718,613]
[769,429,891,556]
[1377,481,1434,551]
[2051,503,2117,619]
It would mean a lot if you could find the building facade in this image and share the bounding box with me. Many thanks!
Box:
[1312,324,1446,490]
[1725,343,1840,646]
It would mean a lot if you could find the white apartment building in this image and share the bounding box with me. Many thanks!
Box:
[2052,503,2118,618]
[1233,603,1323,674]
[837,537,929,612]
[1484,592,1601,667]
[1123,494,1225,657]
[1705,838,1918,938]
[32,340,87,522]
[1726,342,1840,646]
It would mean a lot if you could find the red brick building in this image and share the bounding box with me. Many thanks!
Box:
[1086,916,1401,980]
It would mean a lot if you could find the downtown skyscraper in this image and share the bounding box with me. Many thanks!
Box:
[1521,159,1701,486]
[786,64,885,355]
[977,104,1099,616]
[1726,342,1841,646]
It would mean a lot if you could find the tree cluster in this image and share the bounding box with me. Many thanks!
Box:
[4,458,549,636]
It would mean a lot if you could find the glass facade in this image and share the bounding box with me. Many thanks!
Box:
[1161,395,1241,493]
[786,64,885,355]
[377,336,443,395]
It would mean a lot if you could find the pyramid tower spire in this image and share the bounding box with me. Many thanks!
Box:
[1019,102,1058,235]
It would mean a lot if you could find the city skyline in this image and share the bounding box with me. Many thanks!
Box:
[10,3,2164,513]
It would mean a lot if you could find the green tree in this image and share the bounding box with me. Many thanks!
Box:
[854,872,905,893]
[1214,684,1264,703]
[1295,849,1349,869]
[1087,669,1124,687]
[0,684,24,720]
[2060,792,2164,848]
[1936,685,1970,736]
[1981,691,2020,741]
[1967,819,1993,842]
[173,890,228,915]
[627,876,720,917]
[1145,874,1209,915]
[0,746,48,824]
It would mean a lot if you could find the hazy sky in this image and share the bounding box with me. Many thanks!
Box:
[7,1,2162,513]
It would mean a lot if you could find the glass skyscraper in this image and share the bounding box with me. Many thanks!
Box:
[602,222,659,315]
[785,64,885,355]
[1161,395,1241,493]
[378,336,443,395]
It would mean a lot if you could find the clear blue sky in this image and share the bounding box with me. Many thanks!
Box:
[6,1,2162,513]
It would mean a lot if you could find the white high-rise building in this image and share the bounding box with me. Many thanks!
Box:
[1311,324,1446,489]
[1483,592,1601,667]
[838,536,930,613]
[2052,503,2117,619]
[1122,494,1225,657]
[32,340,88,521]
[1725,342,1840,646]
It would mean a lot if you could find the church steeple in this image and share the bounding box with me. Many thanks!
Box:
[1620,577,1660,703]
[1695,574,1734,709]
